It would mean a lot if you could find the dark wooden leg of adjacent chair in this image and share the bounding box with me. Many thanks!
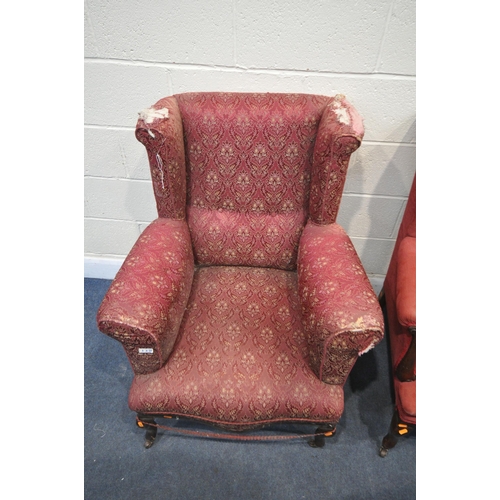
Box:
[379,409,414,457]
[136,413,158,449]
[379,410,400,457]
[308,423,337,448]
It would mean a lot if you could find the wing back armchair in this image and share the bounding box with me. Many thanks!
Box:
[379,175,416,457]
[96,92,384,448]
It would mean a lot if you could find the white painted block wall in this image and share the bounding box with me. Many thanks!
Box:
[84,0,416,290]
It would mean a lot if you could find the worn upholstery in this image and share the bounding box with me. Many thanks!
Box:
[97,92,384,433]
[128,266,345,430]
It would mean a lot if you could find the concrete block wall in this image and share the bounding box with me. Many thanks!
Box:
[84,0,416,289]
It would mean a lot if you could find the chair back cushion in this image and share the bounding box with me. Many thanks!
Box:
[175,92,330,270]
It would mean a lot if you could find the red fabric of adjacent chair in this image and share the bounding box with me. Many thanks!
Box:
[96,92,384,448]
[379,175,416,457]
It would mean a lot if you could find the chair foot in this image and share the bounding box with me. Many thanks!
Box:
[137,414,158,449]
[379,408,413,457]
[308,424,336,448]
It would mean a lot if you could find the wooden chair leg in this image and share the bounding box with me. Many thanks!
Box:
[379,408,414,457]
[379,410,400,457]
[137,413,158,449]
[308,424,336,448]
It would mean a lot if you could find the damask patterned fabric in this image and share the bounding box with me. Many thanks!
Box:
[136,96,187,220]
[297,222,384,384]
[309,97,364,225]
[174,92,363,269]
[97,92,384,433]
[128,266,344,430]
[97,218,194,374]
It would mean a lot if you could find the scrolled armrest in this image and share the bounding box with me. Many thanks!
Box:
[297,222,384,385]
[97,218,194,375]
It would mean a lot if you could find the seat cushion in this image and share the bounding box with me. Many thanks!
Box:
[128,266,344,430]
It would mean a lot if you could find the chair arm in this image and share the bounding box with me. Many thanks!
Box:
[297,222,384,385]
[97,218,194,375]
[396,236,416,328]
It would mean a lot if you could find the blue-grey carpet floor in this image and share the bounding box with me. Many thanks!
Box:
[84,278,416,499]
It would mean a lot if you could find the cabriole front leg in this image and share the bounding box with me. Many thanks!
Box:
[379,409,414,457]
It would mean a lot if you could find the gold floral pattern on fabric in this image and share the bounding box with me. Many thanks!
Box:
[97,219,194,374]
[128,266,344,429]
[297,222,384,384]
[176,92,331,269]
[136,96,187,220]
[186,207,305,269]
[97,92,384,433]
[309,95,365,225]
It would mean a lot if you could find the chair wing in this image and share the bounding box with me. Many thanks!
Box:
[95,92,384,448]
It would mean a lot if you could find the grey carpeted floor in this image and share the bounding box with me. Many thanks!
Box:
[84,277,416,499]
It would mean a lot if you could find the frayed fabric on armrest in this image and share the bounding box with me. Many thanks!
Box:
[297,222,384,385]
[97,218,194,375]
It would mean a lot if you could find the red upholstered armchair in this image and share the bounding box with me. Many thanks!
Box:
[96,92,384,448]
[379,175,416,457]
